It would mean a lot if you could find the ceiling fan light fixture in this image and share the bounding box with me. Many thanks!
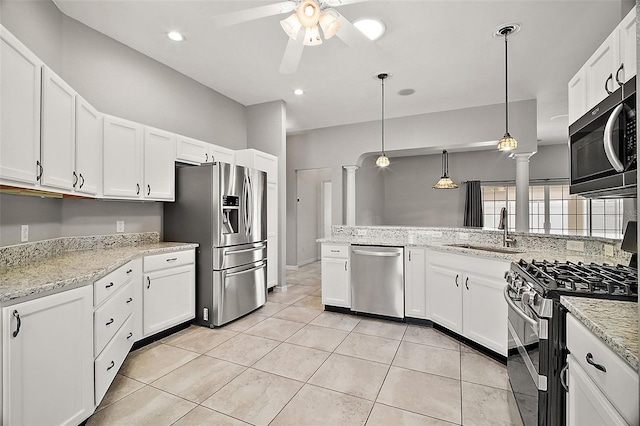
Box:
[280,13,302,39]
[303,25,323,46]
[353,18,386,41]
[319,12,341,39]
[433,150,458,189]
[297,0,321,27]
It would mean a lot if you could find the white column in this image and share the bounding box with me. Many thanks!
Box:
[343,165,359,226]
[512,152,535,232]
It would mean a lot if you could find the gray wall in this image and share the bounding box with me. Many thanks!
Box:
[354,144,568,227]
[0,0,248,247]
[295,168,331,266]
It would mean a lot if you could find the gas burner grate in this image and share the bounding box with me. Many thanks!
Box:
[517,259,638,297]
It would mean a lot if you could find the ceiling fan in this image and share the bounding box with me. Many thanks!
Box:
[210,0,374,74]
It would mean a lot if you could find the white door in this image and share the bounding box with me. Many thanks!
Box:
[176,135,209,164]
[103,115,143,198]
[404,248,427,319]
[462,272,508,356]
[143,265,195,337]
[2,286,93,426]
[75,96,102,196]
[585,32,618,108]
[617,9,636,85]
[267,181,278,288]
[0,28,42,186]
[143,126,176,201]
[429,264,463,334]
[322,181,332,238]
[321,257,349,308]
[267,235,278,288]
[40,67,76,192]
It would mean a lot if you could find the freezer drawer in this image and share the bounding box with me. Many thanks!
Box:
[211,260,267,326]
[350,245,404,318]
[213,241,267,270]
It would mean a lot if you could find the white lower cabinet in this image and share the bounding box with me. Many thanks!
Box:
[427,250,509,356]
[321,244,350,308]
[95,316,135,405]
[404,247,427,319]
[2,285,94,426]
[141,250,196,338]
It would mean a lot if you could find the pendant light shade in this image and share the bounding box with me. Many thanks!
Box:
[433,150,458,189]
[376,73,390,168]
[496,25,518,152]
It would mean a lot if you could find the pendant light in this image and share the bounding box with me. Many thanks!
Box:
[376,73,390,168]
[496,25,518,152]
[433,150,458,189]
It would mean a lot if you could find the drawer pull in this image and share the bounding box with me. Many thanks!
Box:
[126,298,133,304]
[330,250,340,253]
[106,318,114,326]
[126,269,133,274]
[166,257,178,262]
[105,282,114,289]
[107,361,115,371]
[586,353,607,372]
[127,332,133,340]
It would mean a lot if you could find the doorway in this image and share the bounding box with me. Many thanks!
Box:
[296,168,332,266]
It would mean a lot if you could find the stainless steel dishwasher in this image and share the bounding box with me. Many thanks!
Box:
[350,245,404,318]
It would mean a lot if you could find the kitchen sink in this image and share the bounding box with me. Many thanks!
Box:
[445,243,524,254]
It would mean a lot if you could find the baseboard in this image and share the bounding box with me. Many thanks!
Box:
[286,265,298,271]
[296,257,320,267]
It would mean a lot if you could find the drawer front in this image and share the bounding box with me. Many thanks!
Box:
[95,315,135,406]
[94,281,134,356]
[144,249,194,273]
[322,244,349,259]
[566,314,638,424]
[94,259,139,306]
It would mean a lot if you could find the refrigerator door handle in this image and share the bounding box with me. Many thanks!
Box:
[225,262,266,278]
[247,173,253,235]
[224,244,266,255]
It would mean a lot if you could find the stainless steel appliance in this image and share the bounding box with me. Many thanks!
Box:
[164,162,267,327]
[569,76,636,198]
[504,259,637,426]
[350,245,404,318]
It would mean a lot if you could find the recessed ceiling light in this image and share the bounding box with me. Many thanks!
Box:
[398,89,415,96]
[353,18,386,41]
[294,89,304,95]
[167,31,184,42]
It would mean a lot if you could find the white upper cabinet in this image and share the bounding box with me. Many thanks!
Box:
[143,126,176,201]
[0,26,42,186]
[103,115,143,199]
[75,96,103,196]
[176,135,211,164]
[209,144,235,165]
[568,68,587,124]
[617,9,636,85]
[585,32,618,108]
[40,66,77,192]
[235,149,277,182]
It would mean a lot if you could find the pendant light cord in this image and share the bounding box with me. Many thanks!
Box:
[381,75,385,155]
[504,30,509,135]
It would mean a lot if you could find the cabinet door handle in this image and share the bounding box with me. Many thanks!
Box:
[615,63,624,86]
[136,183,140,195]
[126,298,133,304]
[560,363,569,392]
[205,152,208,162]
[73,171,78,188]
[465,277,469,290]
[409,250,412,261]
[455,274,459,287]
[12,310,21,338]
[166,258,178,262]
[107,361,115,371]
[605,73,614,95]
[147,276,151,289]
[79,173,84,189]
[105,282,114,289]
[126,269,133,274]
[147,184,151,196]
[106,318,114,326]
[127,332,133,340]
[36,161,43,181]
[344,260,347,271]
[585,353,607,372]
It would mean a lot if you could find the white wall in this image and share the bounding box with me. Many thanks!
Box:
[355,156,385,226]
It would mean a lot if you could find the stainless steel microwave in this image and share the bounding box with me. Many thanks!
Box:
[569,76,636,198]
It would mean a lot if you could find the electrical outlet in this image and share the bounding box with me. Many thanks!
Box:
[116,221,124,233]
[357,229,367,237]
[566,240,585,252]
[458,232,469,241]
[21,225,28,242]
[604,244,614,257]
[431,231,443,238]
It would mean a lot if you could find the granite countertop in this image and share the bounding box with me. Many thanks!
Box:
[318,236,618,265]
[0,242,198,303]
[561,296,638,371]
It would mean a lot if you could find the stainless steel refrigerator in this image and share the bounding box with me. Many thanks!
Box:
[164,162,267,327]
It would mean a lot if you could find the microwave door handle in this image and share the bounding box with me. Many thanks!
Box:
[603,103,625,172]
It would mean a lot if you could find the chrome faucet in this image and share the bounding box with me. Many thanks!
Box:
[498,207,517,247]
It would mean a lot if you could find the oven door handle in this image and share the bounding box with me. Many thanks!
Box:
[503,285,539,331]
[603,103,625,172]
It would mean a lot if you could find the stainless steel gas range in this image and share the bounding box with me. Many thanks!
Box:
[504,259,638,426]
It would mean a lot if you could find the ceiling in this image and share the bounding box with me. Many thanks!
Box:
[53,0,630,144]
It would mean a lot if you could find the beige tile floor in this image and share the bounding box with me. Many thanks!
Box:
[88,261,523,426]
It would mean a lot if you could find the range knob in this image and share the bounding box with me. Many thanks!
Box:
[521,290,538,306]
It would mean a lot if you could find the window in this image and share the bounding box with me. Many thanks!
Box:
[482,184,624,238]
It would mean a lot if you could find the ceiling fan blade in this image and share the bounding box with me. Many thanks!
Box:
[279,36,305,74]
[324,0,370,6]
[210,1,296,27]
[335,14,379,50]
